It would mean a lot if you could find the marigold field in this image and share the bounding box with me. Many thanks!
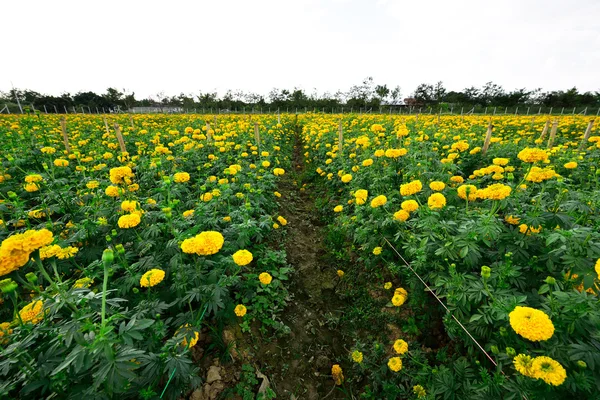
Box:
[0,113,599,399]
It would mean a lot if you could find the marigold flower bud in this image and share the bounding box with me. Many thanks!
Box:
[116,244,125,254]
[506,347,516,357]
[481,266,491,280]
[25,272,38,284]
[102,249,115,266]
[545,276,556,285]
[0,278,18,294]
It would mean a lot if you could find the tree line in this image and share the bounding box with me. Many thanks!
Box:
[1,78,599,113]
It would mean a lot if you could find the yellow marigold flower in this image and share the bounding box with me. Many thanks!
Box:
[341,173,352,183]
[0,321,13,343]
[525,166,559,183]
[109,166,134,184]
[476,183,512,200]
[392,294,406,307]
[86,180,100,189]
[457,185,478,201]
[223,216,231,222]
[352,350,363,364]
[519,224,542,235]
[413,385,426,398]
[373,247,382,255]
[25,174,43,183]
[262,161,271,168]
[505,215,521,225]
[53,159,69,167]
[73,277,93,289]
[388,357,402,372]
[596,258,600,279]
[331,364,344,385]
[509,306,554,341]
[273,168,285,176]
[177,324,200,348]
[277,216,287,226]
[28,209,46,219]
[200,192,213,202]
[147,198,157,205]
[0,229,54,276]
[354,189,368,205]
[393,339,408,354]
[563,162,577,169]
[531,356,567,386]
[183,209,195,218]
[393,209,410,222]
[140,268,165,287]
[514,354,535,377]
[337,269,344,278]
[450,175,464,184]
[19,300,44,324]
[259,272,272,285]
[24,182,40,192]
[56,246,78,259]
[518,147,549,163]
[121,200,139,212]
[173,172,190,183]
[429,181,445,191]
[362,158,373,166]
[118,213,141,229]
[105,185,120,197]
[427,193,446,209]
[493,158,509,166]
[234,304,247,317]
[41,146,56,154]
[400,180,422,196]
[274,191,282,198]
[273,223,280,229]
[384,282,392,290]
[334,205,343,212]
[181,231,224,256]
[40,244,61,260]
[370,195,387,208]
[232,249,253,266]
[401,200,419,212]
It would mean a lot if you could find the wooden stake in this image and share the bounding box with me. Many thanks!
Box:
[129,115,135,129]
[538,120,550,141]
[482,119,493,155]
[113,123,127,153]
[338,120,343,154]
[60,117,71,153]
[547,119,558,148]
[206,122,213,143]
[578,119,595,150]
[103,117,110,135]
[254,122,261,147]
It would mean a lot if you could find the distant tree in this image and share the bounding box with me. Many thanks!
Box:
[413,83,434,105]
[433,81,446,103]
[389,86,402,105]
[375,84,390,104]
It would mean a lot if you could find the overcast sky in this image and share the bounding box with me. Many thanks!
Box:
[2,0,599,99]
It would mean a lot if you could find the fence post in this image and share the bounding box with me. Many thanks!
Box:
[482,119,493,155]
[539,120,550,141]
[578,119,595,150]
[547,119,558,148]
[60,117,71,153]
[43,105,48,114]
[338,120,343,154]
[113,123,127,153]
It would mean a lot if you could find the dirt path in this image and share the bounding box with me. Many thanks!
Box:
[254,133,348,399]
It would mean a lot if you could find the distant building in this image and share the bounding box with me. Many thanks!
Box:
[131,106,183,113]
[403,98,423,107]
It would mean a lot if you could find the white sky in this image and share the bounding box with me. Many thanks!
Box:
[2,0,599,99]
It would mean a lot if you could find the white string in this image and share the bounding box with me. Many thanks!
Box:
[381,235,504,371]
